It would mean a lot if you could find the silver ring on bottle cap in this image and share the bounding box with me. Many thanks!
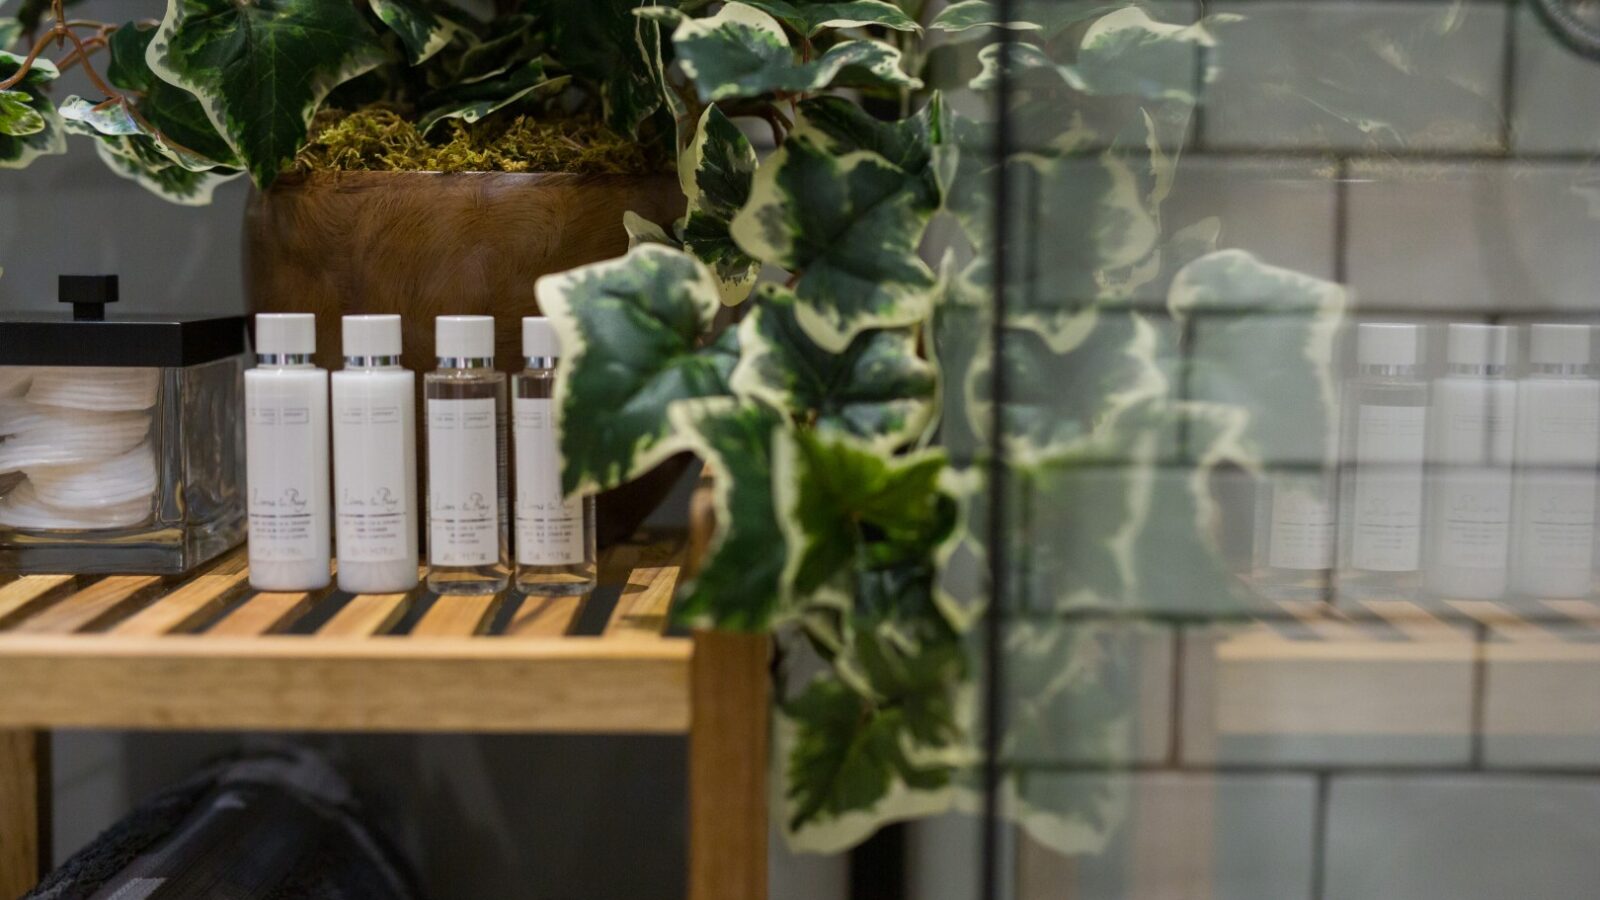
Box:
[437,356,493,369]
[524,356,559,369]
[344,355,401,368]
[257,353,312,366]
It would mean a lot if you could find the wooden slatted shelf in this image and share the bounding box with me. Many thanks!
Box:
[0,517,768,900]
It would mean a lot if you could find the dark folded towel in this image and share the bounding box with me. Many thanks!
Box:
[28,749,420,900]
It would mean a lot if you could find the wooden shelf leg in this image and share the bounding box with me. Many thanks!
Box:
[0,730,48,900]
[689,631,769,900]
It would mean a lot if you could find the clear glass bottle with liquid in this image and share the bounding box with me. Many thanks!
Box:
[1337,323,1429,601]
[513,317,597,595]
[424,315,509,594]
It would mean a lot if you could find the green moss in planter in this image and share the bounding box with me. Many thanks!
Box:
[292,107,667,176]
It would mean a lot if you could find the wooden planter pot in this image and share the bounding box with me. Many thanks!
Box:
[245,171,687,545]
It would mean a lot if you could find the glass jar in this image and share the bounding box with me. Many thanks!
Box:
[0,276,247,574]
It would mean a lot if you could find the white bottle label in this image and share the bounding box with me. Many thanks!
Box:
[428,397,500,566]
[1351,404,1426,571]
[1433,468,1513,569]
[515,397,585,566]
[1268,482,1334,570]
[334,394,410,563]
[1519,472,1597,572]
[247,386,323,563]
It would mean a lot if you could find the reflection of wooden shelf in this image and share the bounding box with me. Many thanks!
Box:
[1189,582,1600,769]
[0,527,769,900]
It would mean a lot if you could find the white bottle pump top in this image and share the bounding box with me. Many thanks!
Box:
[1356,322,1419,367]
[1445,323,1511,368]
[1529,323,1591,367]
[436,315,495,361]
[255,313,315,356]
[343,314,402,358]
[523,316,560,359]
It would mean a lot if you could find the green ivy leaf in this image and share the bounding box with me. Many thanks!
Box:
[673,2,920,103]
[145,0,389,187]
[1169,249,1346,466]
[790,93,940,177]
[733,284,935,450]
[669,398,789,631]
[0,89,41,136]
[104,21,239,169]
[928,0,1041,33]
[680,105,760,305]
[731,135,937,352]
[742,0,920,38]
[0,51,63,168]
[623,210,680,249]
[0,18,20,50]
[85,133,242,206]
[536,245,737,496]
[776,429,956,603]
[545,0,664,138]
[368,0,466,65]
[1068,6,1226,103]
[417,60,567,133]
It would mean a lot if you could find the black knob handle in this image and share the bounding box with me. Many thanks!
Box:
[59,275,119,321]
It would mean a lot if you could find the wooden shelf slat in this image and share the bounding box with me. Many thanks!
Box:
[504,594,586,637]
[11,576,162,634]
[0,575,74,629]
[0,636,691,733]
[112,552,251,637]
[207,591,317,637]
[413,594,503,637]
[605,556,684,640]
[318,593,412,638]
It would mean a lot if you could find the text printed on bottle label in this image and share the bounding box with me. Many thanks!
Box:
[247,397,320,562]
[335,397,410,562]
[428,398,500,566]
[514,397,584,565]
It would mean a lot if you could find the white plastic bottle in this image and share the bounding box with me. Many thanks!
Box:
[514,317,598,595]
[425,316,509,594]
[245,313,331,591]
[1511,324,1600,600]
[332,315,418,594]
[1337,323,1428,599]
[1423,324,1515,599]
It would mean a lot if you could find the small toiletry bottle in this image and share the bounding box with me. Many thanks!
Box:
[1511,324,1599,600]
[245,313,331,591]
[513,317,597,595]
[332,315,418,594]
[1337,323,1428,600]
[425,315,509,594]
[1252,468,1337,599]
[1424,324,1515,600]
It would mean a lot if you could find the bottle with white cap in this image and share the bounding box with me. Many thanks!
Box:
[332,315,418,594]
[245,313,331,591]
[513,317,597,595]
[1510,324,1599,600]
[424,315,509,593]
[1337,322,1429,599]
[1423,323,1516,599]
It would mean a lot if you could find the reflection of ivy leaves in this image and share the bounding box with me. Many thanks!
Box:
[743,0,919,37]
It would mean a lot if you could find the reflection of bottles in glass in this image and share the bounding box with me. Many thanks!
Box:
[1511,324,1598,600]
[513,317,597,595]
[425,316,509,595]
[333,315,418,594]
[1253,470,1336,598]
[1424,324,1515,600]
[1338,323,1428,598]
[246,314,332,592]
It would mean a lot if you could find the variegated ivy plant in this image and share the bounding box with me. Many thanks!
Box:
[0,0,673,202]
[537,0,1346,855]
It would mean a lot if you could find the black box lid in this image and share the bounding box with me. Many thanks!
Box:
[0,275,247,367]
